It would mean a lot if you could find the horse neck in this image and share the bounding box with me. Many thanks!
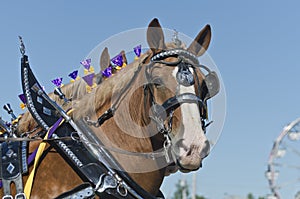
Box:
[87,60,166,195]
[91,60,164,153]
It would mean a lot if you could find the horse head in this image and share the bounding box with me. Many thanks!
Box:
[74,18,218,173]
[144,18,217,173]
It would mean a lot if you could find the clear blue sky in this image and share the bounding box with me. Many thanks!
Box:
[1,1,300,198]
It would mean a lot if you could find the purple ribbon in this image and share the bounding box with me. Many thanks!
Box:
[51,78,63,87]
[111,53,123,67]
[80,59,91,70]
[82,73,95,87]
[134,45,141,57]
[68,70,78,80]
[18,94,27,104]
[27,117,63,165]
[102,66,113,78]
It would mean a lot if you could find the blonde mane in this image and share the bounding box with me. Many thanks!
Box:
[17,42,184,134]
[72,51,151,120]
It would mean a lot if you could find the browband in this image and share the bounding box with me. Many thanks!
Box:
[151,48,199,65]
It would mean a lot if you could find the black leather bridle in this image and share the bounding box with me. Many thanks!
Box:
[144,48,215,137]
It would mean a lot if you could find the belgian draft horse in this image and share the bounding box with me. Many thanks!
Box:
[2,18,215,198]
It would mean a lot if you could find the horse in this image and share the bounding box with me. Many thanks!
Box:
[1,18,215,198]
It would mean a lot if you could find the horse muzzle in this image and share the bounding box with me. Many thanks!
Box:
[175,140,210,172]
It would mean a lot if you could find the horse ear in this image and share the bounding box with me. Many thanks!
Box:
[187,24,211,57]
[147,18,166,52]
[100,47,110,71]
[120,50,127,65]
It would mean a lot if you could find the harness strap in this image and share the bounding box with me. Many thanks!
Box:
[24,116,65,199]
[0,116,27,198]
[90,60,145,127]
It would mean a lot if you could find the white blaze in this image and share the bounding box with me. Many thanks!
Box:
[172,67,206,157]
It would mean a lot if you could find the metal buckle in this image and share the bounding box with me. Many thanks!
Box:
[55,183,94,199]
[95,174,128,197]
[96,174,118,193]
[70,187,93,199]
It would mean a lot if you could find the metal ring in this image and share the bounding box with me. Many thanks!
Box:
[2,195,13,199]
[84,116,99,127]
[117,184,128,197]
[163,137,171,150]
[70,132,80,142]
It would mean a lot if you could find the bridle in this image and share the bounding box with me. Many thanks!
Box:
[144,48,217,132]
[141,48,218,164]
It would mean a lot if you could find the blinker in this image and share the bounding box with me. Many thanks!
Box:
[204,71,220,100]
[176,63,195,87]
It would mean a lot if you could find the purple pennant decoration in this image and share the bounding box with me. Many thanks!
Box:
[68,70,78,80]
[80,58,91,70]
[51,77,63,87]
[111,53,123,67]
[18,94,27,104]
[134,45,141,57]
[102,66,113,78]
[82,73,95,87]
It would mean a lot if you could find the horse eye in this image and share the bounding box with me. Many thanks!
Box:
[155,84,164,89]
[152,78,164,88]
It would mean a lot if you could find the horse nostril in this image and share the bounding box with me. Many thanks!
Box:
[201,140,210,159]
